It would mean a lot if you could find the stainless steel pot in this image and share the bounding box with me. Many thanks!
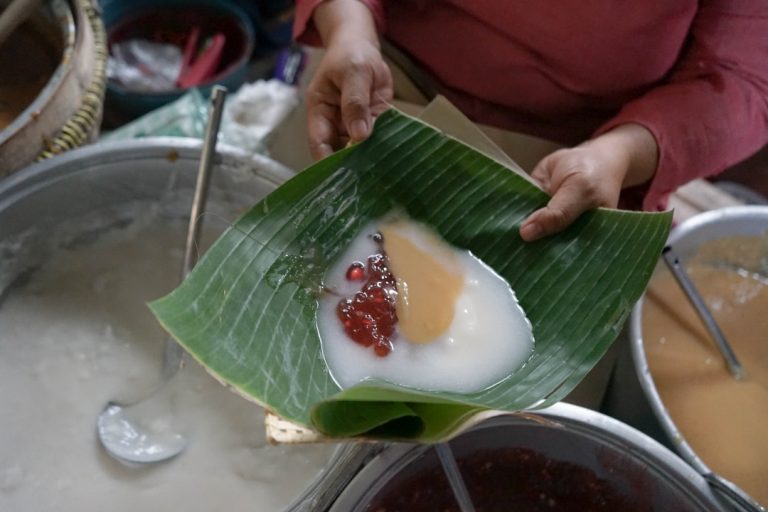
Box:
[0,138,374,511]
[329,403,731,511]
[0,137,290,290]
[605,206,768,512]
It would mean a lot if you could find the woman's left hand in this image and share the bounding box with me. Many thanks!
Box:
[519,123,659,242]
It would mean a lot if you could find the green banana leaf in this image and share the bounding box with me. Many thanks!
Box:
[150,108,672,441]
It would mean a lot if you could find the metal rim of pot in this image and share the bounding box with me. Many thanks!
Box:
[0,137,291,204]
[630,205,768,512]
[328,402,734,512]
[0,137,379,512]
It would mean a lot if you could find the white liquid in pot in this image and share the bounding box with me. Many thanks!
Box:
[0,222,336,512]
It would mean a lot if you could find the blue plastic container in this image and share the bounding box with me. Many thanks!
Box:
[102,0,256,119]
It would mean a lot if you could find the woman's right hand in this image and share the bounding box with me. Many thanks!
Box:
[307,0,393,160]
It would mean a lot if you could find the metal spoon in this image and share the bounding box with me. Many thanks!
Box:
[435,443,477,512]
[661,246,745,380]
[97,86,228,464]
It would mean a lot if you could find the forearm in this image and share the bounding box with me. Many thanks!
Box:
[314,0,379,47]
[591,2,768,212]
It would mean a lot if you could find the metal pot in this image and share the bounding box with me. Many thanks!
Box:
[0,138,291,288]
[329,403,731,511]
[605,206,768,512]
[0,138,374,511]
[0,0,107,177]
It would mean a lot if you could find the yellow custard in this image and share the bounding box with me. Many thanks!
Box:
[381,220,464,344]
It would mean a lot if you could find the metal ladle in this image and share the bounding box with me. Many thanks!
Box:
[435,443,476,512]
[96,86,228,464]
[661,246,745,380]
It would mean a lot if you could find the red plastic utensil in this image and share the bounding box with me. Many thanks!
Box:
[176,25,201,86]
[177,32,225,88]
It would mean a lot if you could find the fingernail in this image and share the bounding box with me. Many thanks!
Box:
[520,222,542,242]
[350,119,368,141]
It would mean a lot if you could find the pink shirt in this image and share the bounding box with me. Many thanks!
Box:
[294,0,768,211]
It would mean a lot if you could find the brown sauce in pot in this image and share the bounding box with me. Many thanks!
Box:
[368,447,675,512]
[643,234,768,506]
[0,16,61,131]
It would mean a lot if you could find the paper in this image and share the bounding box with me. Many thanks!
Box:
[413,96,538,187]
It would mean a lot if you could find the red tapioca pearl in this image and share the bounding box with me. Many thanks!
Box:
[373,342,392,357]
[335,245,399,356]
[345,261,366,281]
[368,287,387,303]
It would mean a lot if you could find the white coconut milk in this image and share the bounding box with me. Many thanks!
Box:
[0,222,336,512]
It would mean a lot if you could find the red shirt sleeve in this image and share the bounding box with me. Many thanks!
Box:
[293,0,386,47]
[596,1,768,211]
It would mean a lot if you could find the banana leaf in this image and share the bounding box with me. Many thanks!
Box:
[150,108,672,441]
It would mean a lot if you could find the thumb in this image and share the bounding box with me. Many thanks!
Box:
[520,178,592,242]
[341,66,374,142]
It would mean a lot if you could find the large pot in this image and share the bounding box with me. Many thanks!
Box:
[329,403,733,511]
[604,206,768,512]
[0,139,374,511]
[0,0,107,177]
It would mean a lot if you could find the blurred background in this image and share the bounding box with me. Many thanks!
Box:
[1,0,765,202]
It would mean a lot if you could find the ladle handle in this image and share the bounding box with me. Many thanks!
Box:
[661,246,745,380]
[163,86,228,379]
[182,86,228,278]
[435,443,477,512]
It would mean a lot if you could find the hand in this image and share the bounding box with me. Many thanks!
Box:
[306,40,393,159]
[519,124,658,242]
[306,0,393,160]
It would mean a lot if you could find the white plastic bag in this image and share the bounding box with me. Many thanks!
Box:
[107,40,182,92]
[220,79,299,153]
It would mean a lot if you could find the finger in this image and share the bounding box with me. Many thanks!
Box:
[308,102,340,160]
[341,67,374,142]
[520,179,595,242]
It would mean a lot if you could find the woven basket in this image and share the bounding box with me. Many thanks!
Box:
[36,0,107,160]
